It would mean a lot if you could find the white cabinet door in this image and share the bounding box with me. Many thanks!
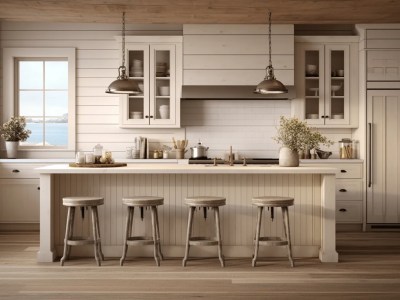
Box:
[119,37,182,128]
[367,90,400,223]
[367,50,400,81]
[0,179,40,223]
[294,37,358,128]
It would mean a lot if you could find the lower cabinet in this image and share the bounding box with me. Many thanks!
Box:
[301,161,363,224]
[0,163,44,229]
[0,179,40,223]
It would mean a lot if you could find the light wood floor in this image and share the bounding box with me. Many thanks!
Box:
[1,231,400,299]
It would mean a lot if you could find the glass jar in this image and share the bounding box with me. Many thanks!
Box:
[339,138,353,159]
[93,144,103,163]
[75,151,85,164]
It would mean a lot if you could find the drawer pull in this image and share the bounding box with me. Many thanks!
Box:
[340,170,347,173]
[12,169,20,173]
[339,208,347,212]
[339,189,347,192]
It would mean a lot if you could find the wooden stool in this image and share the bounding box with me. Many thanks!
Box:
[182,196,226,267]
[60,196,105,266]
[120,196,164,266]
[252,196,295,267]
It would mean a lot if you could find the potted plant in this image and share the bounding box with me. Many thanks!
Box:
[0,116,31,158]
[273,116,333,167]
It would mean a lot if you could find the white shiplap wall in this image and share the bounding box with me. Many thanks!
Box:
[0,21,185,158]
[0,21,353,159]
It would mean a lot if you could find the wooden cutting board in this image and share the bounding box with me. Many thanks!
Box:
[69,163,127,168]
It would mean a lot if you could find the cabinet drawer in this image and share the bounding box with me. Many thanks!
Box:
[0,164,42,179]
[308,163,362,179]
[336,201,362,223]
[336,180,362,200]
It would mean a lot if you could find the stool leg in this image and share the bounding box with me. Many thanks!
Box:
[214,207,225,267]
[120,206,133,266]
[90,206,101,266]
[60,206,73,266]
[182,206,195,267]
[66,207,75,260]
[252,206,263,267]
[282,206,294,267]
[150,206,160,266]
[154,206,164,261]
[93,206,104,261]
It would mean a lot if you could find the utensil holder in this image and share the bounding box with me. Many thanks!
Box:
[176,149,185,159]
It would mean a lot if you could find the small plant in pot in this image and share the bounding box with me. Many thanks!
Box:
[273,116,333,167]
[1,116,31,158]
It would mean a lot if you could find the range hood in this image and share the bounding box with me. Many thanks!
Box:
[181,85,296,100]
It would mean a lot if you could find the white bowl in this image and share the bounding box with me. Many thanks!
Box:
[332,114,344,119]
[331,85,342,92]
[138,83,144,92]
[306,113,319,119]
[159,86,170,96]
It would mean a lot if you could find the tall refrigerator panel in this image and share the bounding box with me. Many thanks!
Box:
[367,90,400,225]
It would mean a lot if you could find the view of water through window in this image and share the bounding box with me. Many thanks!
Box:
[18,60,68,147]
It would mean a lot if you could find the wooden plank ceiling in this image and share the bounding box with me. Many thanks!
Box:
[0,0,399,24]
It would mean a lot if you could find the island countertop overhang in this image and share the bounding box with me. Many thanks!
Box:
[36,164,338,175]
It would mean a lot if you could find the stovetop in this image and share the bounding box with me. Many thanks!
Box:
[188,158,279,165]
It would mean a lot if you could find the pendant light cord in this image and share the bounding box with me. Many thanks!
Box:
[268,10,272,67]
[122,11,126,68]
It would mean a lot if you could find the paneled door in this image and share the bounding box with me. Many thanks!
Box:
[367,90,400,223]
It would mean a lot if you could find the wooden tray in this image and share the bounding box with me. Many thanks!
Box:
[69,163,127,168]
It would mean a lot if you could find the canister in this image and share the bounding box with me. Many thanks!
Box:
[339,138,353,159]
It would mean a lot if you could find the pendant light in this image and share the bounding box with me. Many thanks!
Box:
[106,12,140,94]
[254,11,288,94]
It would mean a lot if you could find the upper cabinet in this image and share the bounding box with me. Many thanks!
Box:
[367,50,400,81]
[293,37,359,128]
[120,36,183,128]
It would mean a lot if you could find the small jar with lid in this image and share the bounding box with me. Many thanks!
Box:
[93,144,103,163]
[339,138,353,159]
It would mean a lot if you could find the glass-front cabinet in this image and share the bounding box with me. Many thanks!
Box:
[294,37,358,128]
[120,37,182,128]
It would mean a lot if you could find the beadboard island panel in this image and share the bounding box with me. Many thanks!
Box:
[37,165,338,263]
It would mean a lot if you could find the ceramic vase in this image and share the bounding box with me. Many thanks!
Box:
[5,141,18,159]
[279,146,299,167]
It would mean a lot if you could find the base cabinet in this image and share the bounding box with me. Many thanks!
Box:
[0,163,44,230]
[301,161,363,224]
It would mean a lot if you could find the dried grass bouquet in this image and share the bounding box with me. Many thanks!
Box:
[0,116,31,142]
[273,116,333,151]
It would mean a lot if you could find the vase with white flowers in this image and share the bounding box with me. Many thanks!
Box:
[1,116,31,158]
[273,116,333,167]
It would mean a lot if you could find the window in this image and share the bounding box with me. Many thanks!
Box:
[3,48,75,150]
[17,59,69,147]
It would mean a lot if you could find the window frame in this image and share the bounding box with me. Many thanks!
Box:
[3,48,76,151]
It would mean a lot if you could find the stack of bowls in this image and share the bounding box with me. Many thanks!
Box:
[156,62,167,77]
[130,111,143,119]
[159,105,169,119]
[131,59,143,77]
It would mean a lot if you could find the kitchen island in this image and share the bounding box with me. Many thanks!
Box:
[37,164,338,263]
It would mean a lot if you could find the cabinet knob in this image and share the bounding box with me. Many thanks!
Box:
[150,115,154,118]
[321,115,325,118]
[12,169,20,173]
[145,115,149,118]
[339,189,347,192]
[37,187,40,190]
[340,170,347,173]
[339,208,347,212]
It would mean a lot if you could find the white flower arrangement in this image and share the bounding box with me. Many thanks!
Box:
[273,116,333,151]
[0,116,31,142]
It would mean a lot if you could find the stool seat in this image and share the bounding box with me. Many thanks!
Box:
[122,196,164,206]
[252,196,294,207]
[63,196,104,207]
[185,196,226,207]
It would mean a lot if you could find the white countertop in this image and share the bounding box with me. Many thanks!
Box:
[37,164,337,175]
